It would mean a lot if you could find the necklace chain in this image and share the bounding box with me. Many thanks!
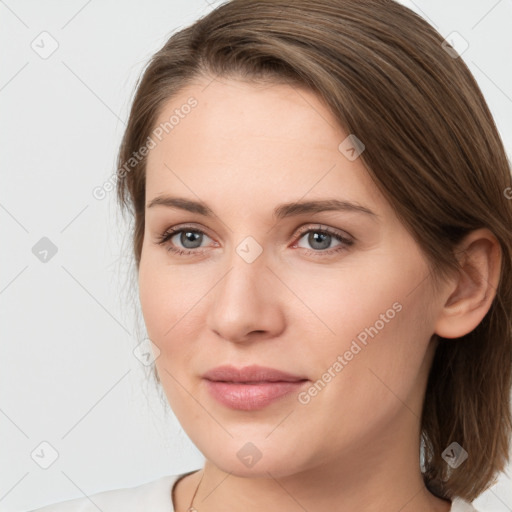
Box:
[186,469,204,512]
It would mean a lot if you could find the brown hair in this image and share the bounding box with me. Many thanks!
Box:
[116,0,512,502]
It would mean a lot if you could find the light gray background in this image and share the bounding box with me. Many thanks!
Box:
[1,1,511,511]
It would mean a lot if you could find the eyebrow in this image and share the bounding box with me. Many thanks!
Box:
[147,195,378,221]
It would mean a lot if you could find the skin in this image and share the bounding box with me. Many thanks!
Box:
[139,76,501,512]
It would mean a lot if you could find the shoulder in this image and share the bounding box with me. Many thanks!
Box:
[450,496,481,512]
[27,473,189,512]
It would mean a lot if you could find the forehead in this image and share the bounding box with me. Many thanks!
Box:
[150,77,344,156]
[145,77,384,216]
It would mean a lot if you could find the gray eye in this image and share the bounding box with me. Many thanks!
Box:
[297,231,341,251]
[174,230,207,249]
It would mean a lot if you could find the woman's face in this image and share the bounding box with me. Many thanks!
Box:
[139,76,444,477]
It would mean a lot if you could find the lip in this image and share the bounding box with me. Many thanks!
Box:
[202,365,309,410]
[203,364,307,383]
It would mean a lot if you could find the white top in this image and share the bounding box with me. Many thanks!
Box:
[28,471,480,511]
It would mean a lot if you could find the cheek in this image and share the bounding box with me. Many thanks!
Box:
[138,260,165,340]
[279,257,408,350]
[295,259,434,436]
[138,253,212,367]
[288,249,433,388]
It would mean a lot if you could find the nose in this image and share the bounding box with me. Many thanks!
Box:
[206,252,285,344]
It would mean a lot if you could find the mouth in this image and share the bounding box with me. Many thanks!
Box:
[202,365,309,410]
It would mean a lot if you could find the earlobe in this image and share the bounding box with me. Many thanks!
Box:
[434,229,502,339]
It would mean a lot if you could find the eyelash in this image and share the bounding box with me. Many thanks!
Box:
[155,224,354,257]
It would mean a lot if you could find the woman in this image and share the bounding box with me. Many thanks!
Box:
[30,0,512,510]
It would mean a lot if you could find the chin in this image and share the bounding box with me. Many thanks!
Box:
[199,438,310,479]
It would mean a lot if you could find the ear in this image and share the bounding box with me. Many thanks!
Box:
[434,228,502,339]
